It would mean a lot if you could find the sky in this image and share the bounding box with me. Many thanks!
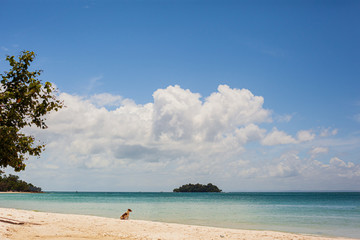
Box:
[1,0,359,192]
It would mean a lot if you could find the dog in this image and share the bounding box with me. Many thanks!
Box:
[120,209,132,220]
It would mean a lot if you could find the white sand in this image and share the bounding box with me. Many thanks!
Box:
[0,208,356,240]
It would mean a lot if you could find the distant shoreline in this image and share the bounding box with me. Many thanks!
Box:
[28,190,360,193]
[0,191,41,194]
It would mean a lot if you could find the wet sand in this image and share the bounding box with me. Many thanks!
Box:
[0,208,356,240]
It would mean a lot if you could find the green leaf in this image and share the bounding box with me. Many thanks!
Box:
[0,51,64,171]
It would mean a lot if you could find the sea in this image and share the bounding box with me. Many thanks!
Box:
[0,192,359,238]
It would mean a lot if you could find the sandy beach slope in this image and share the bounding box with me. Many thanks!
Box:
[0,208,356,240]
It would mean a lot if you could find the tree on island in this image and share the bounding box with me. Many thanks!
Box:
[173,183,222,192]
[0,51,63,172]
[0,171,42,192]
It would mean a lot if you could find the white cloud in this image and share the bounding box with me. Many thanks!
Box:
[329,157,355,169]
[30,85,272,173]
[297,130,315,142]
[310,147,329,156]
[319,157,360,178]
[18,84,360,191]
[261,128,297,146]
[152,85,271,142]
[89,93,123,107]
[235,124,266,144]
[152,85,203,141]
[235,152,360,182]
[265,151,304,178]
[261,129,315,146]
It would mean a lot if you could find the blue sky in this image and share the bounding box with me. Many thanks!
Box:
[1,0,359,191]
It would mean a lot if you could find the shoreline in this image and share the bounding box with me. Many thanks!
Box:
[0,191,40,194]
[0,208,357,240]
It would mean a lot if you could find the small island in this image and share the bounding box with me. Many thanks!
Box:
[0,172,42,193]
[173,183,222,192]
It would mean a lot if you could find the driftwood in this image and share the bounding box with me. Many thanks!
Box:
[0,217,25,225]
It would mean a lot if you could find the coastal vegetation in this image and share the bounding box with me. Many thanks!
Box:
[173,183,222,192]
[0,51,63,171]
[0,172,42,192]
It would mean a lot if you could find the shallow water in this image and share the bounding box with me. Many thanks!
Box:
[0,192,359,238]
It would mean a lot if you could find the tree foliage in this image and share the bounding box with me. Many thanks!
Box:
[0,172,42,192]
[173,183,222,192]
[0,51,63,171]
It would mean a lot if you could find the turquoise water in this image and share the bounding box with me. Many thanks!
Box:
[0,192,359,238]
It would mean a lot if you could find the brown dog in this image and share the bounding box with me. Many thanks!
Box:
[120,209,132,220]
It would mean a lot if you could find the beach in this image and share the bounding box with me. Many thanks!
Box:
[0,192,359,238]
[0,208,357,240]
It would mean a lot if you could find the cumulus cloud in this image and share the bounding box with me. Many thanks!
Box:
[152,85,203,141]
[319,157,360,178]
[310,147,329,157]
[89,93,123,107]
[329,157,355,169]
[152,85,271,142]
[19,84,359,191]
[236,152,360,181]
[28,85,273,172]
[297,130,315,142]
[267,151,302,178]
[261,128,297,146]
[261,129,315,146]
